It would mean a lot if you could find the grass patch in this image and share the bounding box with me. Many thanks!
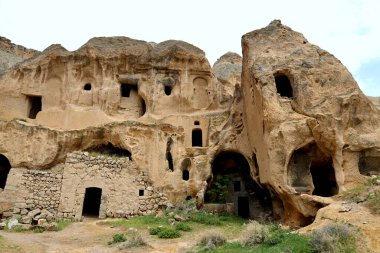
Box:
[149,226,181,239]
[175,222,192,231]
[309,223,357,253]
[100,214,168,229]
[117,230,146,249]
[340,176,380,214]
[56,219,73,231]
[108,233,126,245]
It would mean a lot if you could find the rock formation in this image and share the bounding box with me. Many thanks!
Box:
[0,21,378,232]
[242,20,380,226]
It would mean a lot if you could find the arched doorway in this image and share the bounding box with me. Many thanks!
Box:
[82,187,102,217]
[0,154,11,189]
[205,151,272,219]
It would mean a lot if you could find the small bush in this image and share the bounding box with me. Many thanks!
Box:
[199,234,226,251]
[117,230,146,249]
[149,226,164,235]
[240,221,269,246]
[33,227,45,233]
[309,223,357,253]
[12,227,26,232]
[56,219,72,231]
[191,212,222,225]
[108,233,126,245]
[158,228,181,239]
[175,222,192,231]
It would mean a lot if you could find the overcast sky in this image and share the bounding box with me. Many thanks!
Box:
[1,0,379,96]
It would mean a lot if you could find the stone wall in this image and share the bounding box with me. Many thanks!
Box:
[58,151,170,220]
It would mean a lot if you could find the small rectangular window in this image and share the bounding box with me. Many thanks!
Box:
[139,189,144,196]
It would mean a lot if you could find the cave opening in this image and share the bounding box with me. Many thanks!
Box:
[85,143,132,160]
[274,73,293,98]
[288,143,338,197]
[83,83,92,91]
[310,159,338,197]
[27,95,42,119]
[205,151,272,219]
[192,129,203,147]
[182,170,189,181]
[166,138,174,171]
[0,154,11,189]
[164,85,172,96]
[359,151,380,176]
[82,187,102,217]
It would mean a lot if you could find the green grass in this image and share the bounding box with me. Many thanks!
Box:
[149,227,181,239]
[100,214,169,229]
[190,212,245,226]
[56,219,73,231]
[341,177,380,214]
[175,222,192,231]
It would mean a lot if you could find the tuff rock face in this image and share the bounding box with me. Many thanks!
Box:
[242,20,380,226]
[0,21,378,234]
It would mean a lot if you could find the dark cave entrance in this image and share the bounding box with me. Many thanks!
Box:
[27,95,42,119]
[359,151,380,176]
[192,129,203,147]
[310,159,338,197]
[0,154,11,189]
[82,187,102,217]
[205,151,272,219]
[274,73,293,98]
[288,143,338,197]
[164,85,172,96]
[85,143,132,160]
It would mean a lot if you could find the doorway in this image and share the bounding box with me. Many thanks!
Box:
[82,187,102,217]
[238,196,250,218]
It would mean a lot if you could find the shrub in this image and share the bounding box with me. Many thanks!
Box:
[190,212,222,225]
[56,219,72,231]
[149,226,164,235]
[108,233,126,245]
[309,223,357,253]
[157,228,181,239]
[175,222,192,231]
[199,234,226,251]
[149,226,181,239]
[240,221,269,246]
[117,230,146,249]
[33,227,45,233]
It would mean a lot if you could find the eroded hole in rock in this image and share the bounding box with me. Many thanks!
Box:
[0,154,11,189]
[166,138,174,171]
[274,73,293,98]
[359,151,380,176]
[27,95,42,119]
[288,143,338,197]
[120,83,134,97]
[164,85,172,96]
[83,83,92,91]
[192,129,202,147]
[85,143,132,160]
[205,151,273,219]
[182,170,189,181]
[82,187,102,217]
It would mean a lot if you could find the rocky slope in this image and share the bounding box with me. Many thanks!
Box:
[0,36,39,74]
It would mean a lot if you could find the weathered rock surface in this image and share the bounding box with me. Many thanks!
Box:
[0,36,39,74]
[242,20,380,226]
[368,96,380,110]
[0,21,378,251]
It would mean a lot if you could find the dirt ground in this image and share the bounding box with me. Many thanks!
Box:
[0,217,225,253]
